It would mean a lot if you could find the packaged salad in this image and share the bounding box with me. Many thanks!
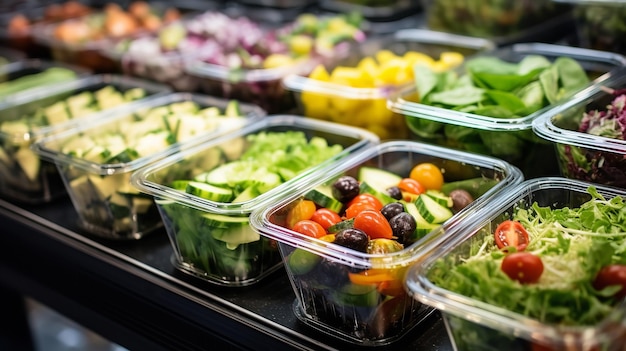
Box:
[406,177,626,351]
[533,67,626,188]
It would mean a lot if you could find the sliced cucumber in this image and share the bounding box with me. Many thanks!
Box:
[404,201,440,242]
[328,218,354,234]
[359,181,396,205]
[232,185,260,203]
[196,160,254,187]
[186,181,233,202]
[304,185,343,213]
[202,212,249,228]
[358,167,402,195]
[415,193,453,224]
[425,189,453,208]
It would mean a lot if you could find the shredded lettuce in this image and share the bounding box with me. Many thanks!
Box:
[430,187,626,326]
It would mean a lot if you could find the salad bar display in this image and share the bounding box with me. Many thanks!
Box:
[1,1,626,351]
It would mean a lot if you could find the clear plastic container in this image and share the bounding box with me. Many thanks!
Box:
[249,140,523,345]
[554,0,626,55]
[389,43,626,178]
[32,92,262,237]
[284,29,494,140]
[532,67,626,188]
[130,115,379,286]
[0,74,171,204]
[405,177,626,351]
[29,1,209,73]
[421,0,576,45]
[0,59,91,103]
[184,12,366,114]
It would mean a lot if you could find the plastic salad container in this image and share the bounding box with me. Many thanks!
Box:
[0,74,170,204]
[388,43,626,179]
[29,1,204,73]
[406,177,626,351]
[249,140,523,345]
[183,12,367,114]
[130,115,379,286]
[0,1,94,58]
[532,67,626,188]
[0,59,91,103]
[284,29,494,140]
[32,93,262,239]
[421,0,575,45]
[553,0,626,55]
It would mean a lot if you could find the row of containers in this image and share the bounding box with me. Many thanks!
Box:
[1,2,626,351]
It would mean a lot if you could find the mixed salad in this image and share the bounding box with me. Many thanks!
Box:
[273,160,500,342]
[427,186,626,350]
[558,87,626,188]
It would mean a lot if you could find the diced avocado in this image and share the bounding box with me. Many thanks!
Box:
[224,100,242,117]
[44,101,70,125]
[66,91,94,114]
[200,106,220,118]
[123,87,146,101]
[14,147,40,182]
[169,101,199,114]
[143,106,171,121]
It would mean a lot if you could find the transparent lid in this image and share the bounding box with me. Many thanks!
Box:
[283,28,495,100]
[0,74,171,144]
[553,0,626,6]
[130,115,380,215]
[32,92,265,174]
[389,43,626,131]
[405,177,626,345]
[250,140,523,269]
[532,66,626,155]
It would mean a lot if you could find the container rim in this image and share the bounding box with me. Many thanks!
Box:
[130,115,380,215]
[31,92,266,175]
[405,177,626,343]
[249,140,524,269]
[0,74,172,143]
[388,42,626,131]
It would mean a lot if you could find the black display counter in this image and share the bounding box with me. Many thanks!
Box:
[0,196,453,351]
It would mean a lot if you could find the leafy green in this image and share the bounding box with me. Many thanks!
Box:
[429,187,626,326]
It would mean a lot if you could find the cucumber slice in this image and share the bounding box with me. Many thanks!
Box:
[232,185,260,203]
[359,181,396,205]
[425,189,453,208]
[304,185,343,213]
[196,160,254,187]
[415,193,453,224]
[186,181,233,202]
[328,218,354,234]
[202,212,249,228]
[358,167,402,194]
[404,201,440,243]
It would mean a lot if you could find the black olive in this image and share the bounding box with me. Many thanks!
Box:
[334,228,369,252]
[386,186,402,200]
[313,258,350,287]
[449,189,474,213]
[380,202,404,221]
[389,212,416,245]
[331,176,360,203]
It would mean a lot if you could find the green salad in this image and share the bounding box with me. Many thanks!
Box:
[430,186,626,326]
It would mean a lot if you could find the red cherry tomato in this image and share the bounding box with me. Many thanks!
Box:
[310,208,341,231]
[494,220,529,251]
[353,209,393,239]
[501,252,543,284]
[345,201,377,219]
[593,264,626,299]
[347,193,383,211]
[398,178,426,195]
[292,219,327,239]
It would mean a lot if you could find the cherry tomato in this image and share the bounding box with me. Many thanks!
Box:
[286,200,316,229]
[310,208,341,231]
[398,178,426,195]
[409,163,444,190]
[501,252,543,284]
[292,219,327,239]
[353,209,393,239]
[345,201,378,219]
[593,264,626,299]
[494,220,529,251]
[347,193,383,211]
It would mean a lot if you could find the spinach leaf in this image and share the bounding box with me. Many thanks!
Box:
[485,90,527,115]
[539,65,560,104]
[413,63,438,99]
[427,85,486,106]
[517,80,545,114]
[555,56,590,94]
